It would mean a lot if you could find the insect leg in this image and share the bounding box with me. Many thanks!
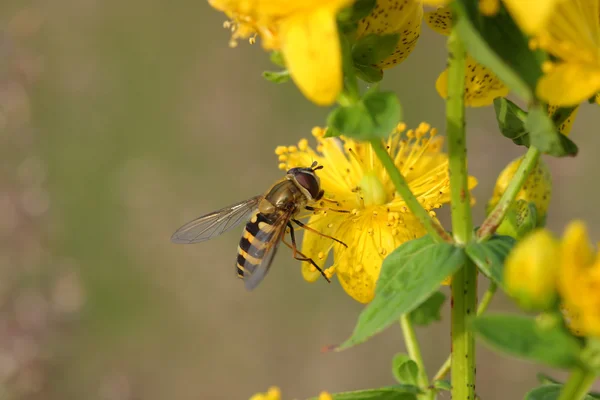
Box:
[292,218,348,248]
[305,205,350,214]
[285,222,330,283]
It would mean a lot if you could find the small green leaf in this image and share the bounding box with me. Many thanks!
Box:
[525,385,597,400]
[409,291,446,326]
[433,380,452,391]
[525,105,578,157]
[495,200,538,240]
[262,70,290,84]
[362,91,402,136]
[471,314,582,368]
[493,97,528,141]
[354,64,383,83]
[466,235,515,287]
[454,1,544,101]
[338,0,376,23]
[308,385,420,400]
[392,353,419,385]
[269,51,285,67]
[327,90,402,140]
[337,236,465,350]
[352,34,400,65]
[536,373,561,385]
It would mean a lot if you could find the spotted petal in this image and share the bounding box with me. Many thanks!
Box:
[436,54,509,107]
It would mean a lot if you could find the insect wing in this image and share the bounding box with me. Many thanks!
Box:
[171,196,262,244]
[242,212,291,290]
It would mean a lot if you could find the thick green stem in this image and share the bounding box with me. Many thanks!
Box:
[400,315,433,400]
[446,31,477,400]
[477,146,541,241]
[557,366,597,400]
[370,140,452,243]
[433,282,497,382]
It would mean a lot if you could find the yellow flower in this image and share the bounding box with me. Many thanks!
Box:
[504,229,560,311]
[502,0,565,35]
[526,0,600,106]
[487,156,552,223]
[276,123,477,303]
[209,0,352,105]
[424,6,510,106]
[558,221,600,337]
[249,386,281,400]
[356,0,423,69]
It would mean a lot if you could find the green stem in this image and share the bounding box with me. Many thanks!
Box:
[433,283,496,382]
[446,30,477,400]
[370,140,452,243]
[557,366,597,400]
[400,315,433,400]
[477,146,540,241]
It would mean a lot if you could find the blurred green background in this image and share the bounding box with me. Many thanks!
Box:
[1,1,600,399]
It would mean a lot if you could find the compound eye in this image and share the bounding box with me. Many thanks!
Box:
[294,171,320,199]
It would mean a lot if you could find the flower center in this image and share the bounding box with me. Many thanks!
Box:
[359,172,390,206]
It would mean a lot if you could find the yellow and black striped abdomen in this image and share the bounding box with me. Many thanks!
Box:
[236,211,279,278]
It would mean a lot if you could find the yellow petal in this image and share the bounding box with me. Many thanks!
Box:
[300,214,338,282]
[503,0,564,35]
[537,62,600,107]
[436,55,509,107]
[422,0,449,5]
[280,8,342,106]
[424,6,452,36]
[357,0,423,69]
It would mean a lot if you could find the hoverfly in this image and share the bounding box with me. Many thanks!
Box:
[170,162,347,290]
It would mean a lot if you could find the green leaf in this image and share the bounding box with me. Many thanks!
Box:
[354,64,383,83]
[453,1,544,101]
[269,51,285,67]
[525,385,597,400]
[466,235,515,287]
[392,353,419,385]
[493,98,528,141]
[337,236,465,350]
[525,105,578,157]
[433,380,451,391]
[338,0,376,23]
[536,373,561,385]
[308,385,420,400]
[262,70,290,84]
[409,291,446,326]
[327,90,402,140]
[352,34,400,65]
[471,314,582,368]
[494,200,538,240]
[362,91,402,136]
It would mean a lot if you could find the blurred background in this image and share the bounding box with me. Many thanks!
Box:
[0,1,599,399]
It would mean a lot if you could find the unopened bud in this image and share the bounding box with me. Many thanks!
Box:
[504,229,560,311]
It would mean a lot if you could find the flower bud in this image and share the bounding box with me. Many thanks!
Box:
[504,229,560,311]
[496,199,538,240]
[487,156,552,226]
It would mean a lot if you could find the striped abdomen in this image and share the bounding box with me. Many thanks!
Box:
[236,211,279,279]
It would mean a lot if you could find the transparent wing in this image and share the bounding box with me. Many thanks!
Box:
[171,196,262,244]
[242,212,290,291]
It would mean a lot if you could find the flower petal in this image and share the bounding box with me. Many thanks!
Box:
[300,214,338,282]
[537,62,600,107]
[280,8,342,105]
[424,6,452,36]
[357,0,423,69]
[436,55,509,107]
[503,0,564,35]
